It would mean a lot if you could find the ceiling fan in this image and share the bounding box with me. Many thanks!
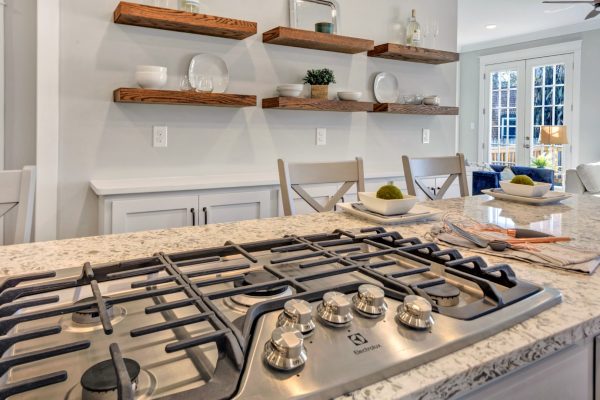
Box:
[542,0,600,19]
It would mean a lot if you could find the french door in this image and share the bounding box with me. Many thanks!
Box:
[483,54,574,186]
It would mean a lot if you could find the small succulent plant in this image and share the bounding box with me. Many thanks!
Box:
[303,69,336,86]
[376,184,404,200]
[510,175,535,186]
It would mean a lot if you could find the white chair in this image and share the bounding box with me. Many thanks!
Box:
[0,166,36,244]
[402,153,469,200]
[278,158,365,216]
[566,162,600,197]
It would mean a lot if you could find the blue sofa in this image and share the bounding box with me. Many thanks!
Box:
[472,165,555,195]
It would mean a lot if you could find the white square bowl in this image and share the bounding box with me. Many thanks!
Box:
[499,180,552,198]
[358,192,418,215]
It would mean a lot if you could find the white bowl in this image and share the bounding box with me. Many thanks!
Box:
[338,91,362,101]
[277,84,303,90]
[277,84,303,97]
[423,95,440,106]
[136,65,167,73]
[135,71,167,89]
[358,192,418,216]
[499,180,552,198]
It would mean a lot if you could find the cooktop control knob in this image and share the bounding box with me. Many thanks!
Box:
[396,295,435,330]
[352,284,388,318]
[317,291,353,327]
[264,326,307,371]
[277,299,316,336]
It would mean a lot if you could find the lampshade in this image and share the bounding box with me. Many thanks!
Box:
[540,125,568,145]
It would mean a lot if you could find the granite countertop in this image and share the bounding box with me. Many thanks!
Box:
[1,195,599,399]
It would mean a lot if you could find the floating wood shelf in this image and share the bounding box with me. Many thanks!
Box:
[114,2,257,40]
[263,27,374,54]
[368,43,459,65]
[372,103,459,115]
[262,97,373,112]
[114,88,257,107]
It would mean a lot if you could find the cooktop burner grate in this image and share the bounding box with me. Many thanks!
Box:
[0,227,555,400]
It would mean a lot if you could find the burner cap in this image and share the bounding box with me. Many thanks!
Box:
[234,271,287,297]
[81,358,140,393]
[73,297,114,325]
[424,283,461,307]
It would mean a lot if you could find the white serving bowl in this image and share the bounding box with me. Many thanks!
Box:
[358,192,418,216]
[136,65,167,73]
[277,86,303,97]
[338,91,362,101]
[499,180,552,198]
[135,71,167,89]
[423,95,440,106]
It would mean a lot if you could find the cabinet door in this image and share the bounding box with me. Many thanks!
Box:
[199,191,271,225]
[111,195,198,234]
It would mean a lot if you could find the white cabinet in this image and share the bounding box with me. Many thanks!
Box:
[111,195,197,234]
[102,189,275,235]
[199,191,272,225]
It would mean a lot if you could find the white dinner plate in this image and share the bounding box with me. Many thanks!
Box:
[481,189,572,205]
[373,72,399,103]
[188,54,229,93]
[338,202,442,225]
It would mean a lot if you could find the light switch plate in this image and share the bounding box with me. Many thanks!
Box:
[153,126,168,148]
[316,128,327,146]
[422,128,430,144]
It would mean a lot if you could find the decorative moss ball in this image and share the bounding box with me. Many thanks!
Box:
[376,184,404,200]
[510,175,535,186]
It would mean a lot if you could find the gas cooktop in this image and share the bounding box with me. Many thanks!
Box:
[0,227,561,400]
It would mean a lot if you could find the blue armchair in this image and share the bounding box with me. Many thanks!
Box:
[472,165,555,195]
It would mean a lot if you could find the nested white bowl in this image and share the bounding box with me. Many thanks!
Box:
[135,71,167,89]
[358,192,418,215]
[277,84,303,97]
[338,91,362,101]
[136,65,167,73]
[499,180,551,198]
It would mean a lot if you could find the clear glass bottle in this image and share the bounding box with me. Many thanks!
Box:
[406,9,422,47]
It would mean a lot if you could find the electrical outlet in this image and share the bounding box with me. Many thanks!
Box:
[316,128,327,146]
[470,122,476,130]
[153,126,168,148]
[422,128,430,144]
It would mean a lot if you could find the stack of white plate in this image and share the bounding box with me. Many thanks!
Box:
[277,84,304,97]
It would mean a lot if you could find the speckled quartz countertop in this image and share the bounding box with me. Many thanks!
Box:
[1,195,600,399]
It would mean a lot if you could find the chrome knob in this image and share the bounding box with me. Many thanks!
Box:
[277,299,316,336]
[264,326,307,371]
[352,284,388,318]
[317,291,353,327]
[396,295,434,330]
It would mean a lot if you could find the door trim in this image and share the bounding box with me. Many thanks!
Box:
[478,40,581,166]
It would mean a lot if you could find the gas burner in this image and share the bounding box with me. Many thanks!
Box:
[81,358,140,400]
[227,287,294,310]
[424,283,461,307]
[63,297,127,332]
[234,271,288,296]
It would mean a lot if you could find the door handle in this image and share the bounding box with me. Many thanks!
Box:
[524,144,531,149]
[190,208,196,226]
[202,207,208,225]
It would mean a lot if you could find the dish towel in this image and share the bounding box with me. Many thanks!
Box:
[430,227,600,275]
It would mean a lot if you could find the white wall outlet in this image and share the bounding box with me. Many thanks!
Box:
[422,128,430,144]
[316,128,327,146]
[153,126,168,148]
[470,122,476,130]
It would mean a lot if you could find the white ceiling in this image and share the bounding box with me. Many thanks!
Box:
[458,0,600,50]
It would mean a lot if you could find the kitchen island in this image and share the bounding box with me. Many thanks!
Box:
[1,195,599,399]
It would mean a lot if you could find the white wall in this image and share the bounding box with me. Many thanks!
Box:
[459,29,600,165]
[57,0,459,239]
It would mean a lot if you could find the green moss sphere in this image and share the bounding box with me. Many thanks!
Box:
[510,175,535,186]
[376,184,404,200]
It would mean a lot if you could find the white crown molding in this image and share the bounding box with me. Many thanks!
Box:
[460,18,600,53]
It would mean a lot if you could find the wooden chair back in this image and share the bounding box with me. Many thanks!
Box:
[0,166,36,244]
[278,158,365,216]
[402,153,468,200]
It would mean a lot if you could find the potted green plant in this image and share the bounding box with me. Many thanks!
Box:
[303,69,336,99]
[531,154,550,169]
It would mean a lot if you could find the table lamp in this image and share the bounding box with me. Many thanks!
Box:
[539,126,568,178]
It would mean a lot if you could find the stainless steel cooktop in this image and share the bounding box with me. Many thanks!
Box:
[0,227,561,399]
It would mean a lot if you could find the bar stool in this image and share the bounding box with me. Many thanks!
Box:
[0,166,36,244]
[402,153,468,200]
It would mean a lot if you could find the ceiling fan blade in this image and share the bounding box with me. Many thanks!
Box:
[585,8,600,18]
[542,1,594,3]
